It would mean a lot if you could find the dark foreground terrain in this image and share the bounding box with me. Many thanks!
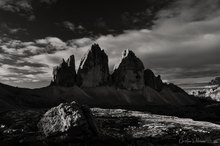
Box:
[1,107,220,146]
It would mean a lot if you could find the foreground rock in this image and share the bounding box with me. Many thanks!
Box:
[112,49,145,90]
[1,107,220,145]
[37,101,98,137]
[77,44,110,87]
[52,55,76,87]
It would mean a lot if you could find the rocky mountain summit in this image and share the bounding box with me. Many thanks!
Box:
[51,44,166,91]
[112,49,145,90]
[46,43,196,106]
[52,55,76,87]
[0,43,197,113]
[77,44,110,87]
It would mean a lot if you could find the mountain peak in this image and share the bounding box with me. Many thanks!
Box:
[60,59,68,68]
[112,50,145,90]
[91,43,102,52]
[67,55,75,68]
[77,44,109,87]
[52,55,76,87]
[122,49,135,59]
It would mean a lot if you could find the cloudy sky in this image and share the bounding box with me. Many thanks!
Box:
[0,0,220,88]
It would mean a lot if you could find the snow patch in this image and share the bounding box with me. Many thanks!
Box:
[122,49,130,59]
[188,86,220,101]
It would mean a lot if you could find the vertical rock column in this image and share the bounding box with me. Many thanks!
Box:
[52,55,76,87]
[112,49,145,90]
[77,44,110,87]
[144,69,163,91]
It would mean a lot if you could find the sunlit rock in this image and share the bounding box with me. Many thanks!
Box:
[37,101,98,137]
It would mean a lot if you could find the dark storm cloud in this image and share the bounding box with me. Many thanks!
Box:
[0,0,174,41]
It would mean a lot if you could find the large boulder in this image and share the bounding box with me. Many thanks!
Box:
[112,49,145,90]
[37,101,99,137]
[52,55,76,87]
[77,44,110,87]
[144,69,163,91]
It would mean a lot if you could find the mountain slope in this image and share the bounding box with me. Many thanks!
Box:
[0,83,198,112]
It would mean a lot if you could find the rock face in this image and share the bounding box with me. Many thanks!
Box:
[210,77,220,85]
[37,101,98,137]
[52,55,76,87]
[112,49,145,90]
[144,69,164,91]
[77,44,109,87]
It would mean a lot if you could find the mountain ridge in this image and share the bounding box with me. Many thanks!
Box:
[0,44,199,111]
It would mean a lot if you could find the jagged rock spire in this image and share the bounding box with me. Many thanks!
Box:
[67,55,75,68]
[144,69,163,91]
[112,49,145,90]
[52,55,76,87]
[77,44,110,87]
[51,44,165,91]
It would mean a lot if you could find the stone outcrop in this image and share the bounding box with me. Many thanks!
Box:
[50,43,189,97]
[210,77,220,85]
[144,69,164,91]
[77,44,109,87]
[37,101,99,137]
[112,49,145,90]
[52,55,76,87]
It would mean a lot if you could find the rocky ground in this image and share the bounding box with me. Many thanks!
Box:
[1,107,220,146]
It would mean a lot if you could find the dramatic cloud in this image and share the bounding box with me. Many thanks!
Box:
[0,0,173,41]
[0,0,32,12]
[0,0,220,88]
[0,36,95,88]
